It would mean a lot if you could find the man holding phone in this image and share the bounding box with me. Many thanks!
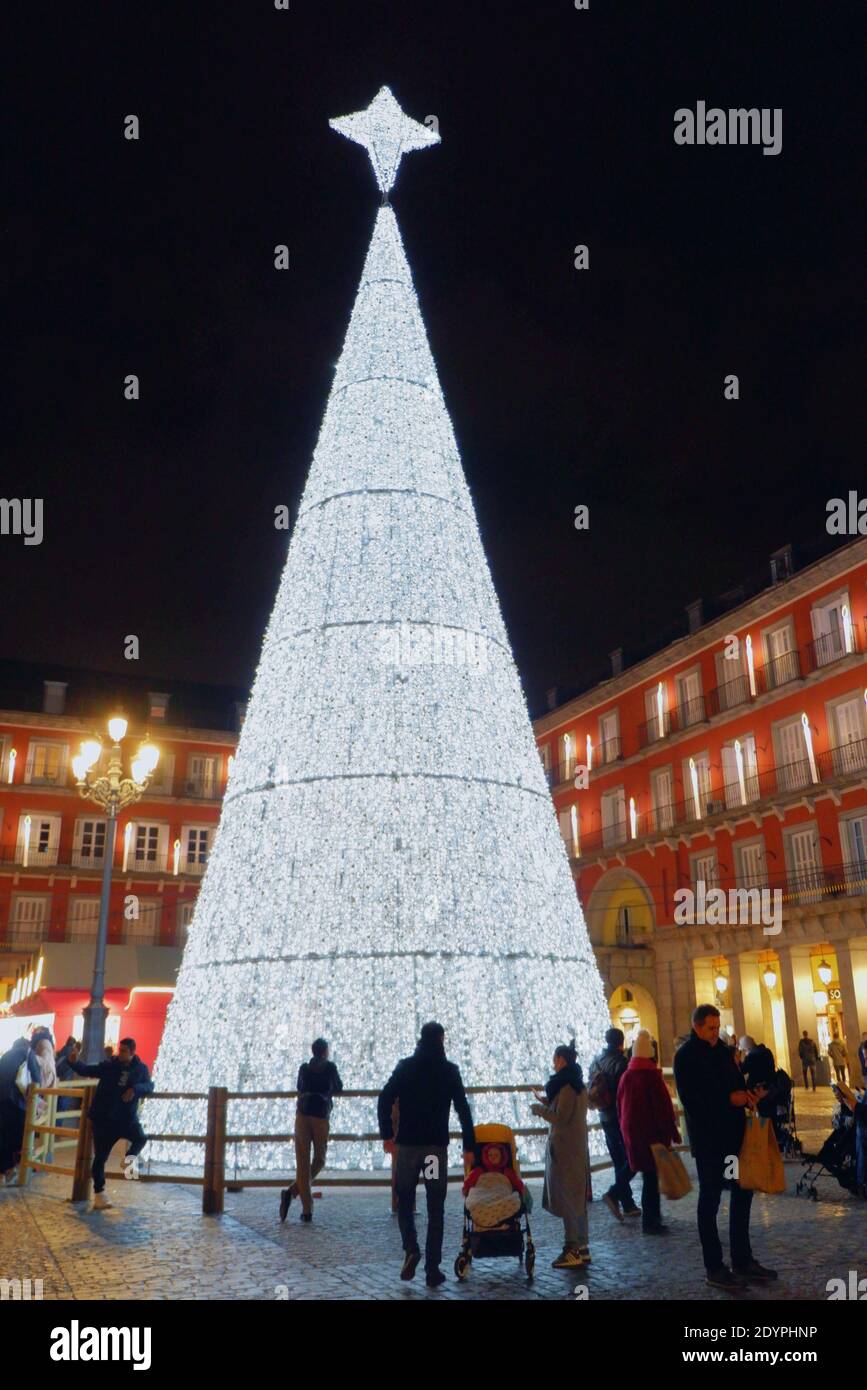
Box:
[674,1005,778,1291]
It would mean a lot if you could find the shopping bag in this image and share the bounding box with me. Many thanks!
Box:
[738,1113,786,1193]
[15,1059,31,1096]
[651,1142,692,1199]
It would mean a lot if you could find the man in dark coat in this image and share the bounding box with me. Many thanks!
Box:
[279,1037,343,1223]
[674,1005,777,1291]
[588,1027,638,1221]
[798,1031,819,1089]
[378,1021,476,1287]
[69,1036,153,1208]
[0,1035,42,1179]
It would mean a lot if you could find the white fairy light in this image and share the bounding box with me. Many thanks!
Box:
[149,89,609,1172]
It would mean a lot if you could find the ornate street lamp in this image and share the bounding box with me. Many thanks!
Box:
[73,716,159,1062]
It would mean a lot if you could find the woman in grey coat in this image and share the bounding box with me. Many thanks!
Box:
[531,1041,590,1268]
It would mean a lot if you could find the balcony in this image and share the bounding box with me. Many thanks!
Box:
[668,860,867,920]
[571,741,866,865]
[0,915,176,950]
[597,735,622,765]
[816,737,867,779]
[638,694,708,749]
[0,839,206,877]
[806,621,861,672]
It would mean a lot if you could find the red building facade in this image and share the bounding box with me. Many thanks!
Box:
[535,538,867,1074]
[0,666,243,1062]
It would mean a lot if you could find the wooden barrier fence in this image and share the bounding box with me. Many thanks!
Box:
[16,1075,686,1216]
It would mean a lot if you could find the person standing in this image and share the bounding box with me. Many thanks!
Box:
[859,1032,867,1086]
[827,1037,848,1085]
[798,1031,819,1090]
[674,1004,777,1291]
[378,1021,475,1287]
[279,1038,343,1223]
[68,1036,153,1209]
[616,1029,680,1235]
[531,1041,590,1268]
[0,1034,43,1182]
[588,1027,639,1222]
[55,1038,80,1128]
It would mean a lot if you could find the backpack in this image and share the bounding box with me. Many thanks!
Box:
[587,1068,614,1112]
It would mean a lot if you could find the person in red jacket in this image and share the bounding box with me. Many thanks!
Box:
[617,1030,680,1235]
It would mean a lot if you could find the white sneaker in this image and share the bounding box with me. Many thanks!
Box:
[91,1192,113,1211]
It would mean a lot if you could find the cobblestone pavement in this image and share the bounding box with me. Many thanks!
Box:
[0,1090,862,1301]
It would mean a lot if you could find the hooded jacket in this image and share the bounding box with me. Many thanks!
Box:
[616,1056,680,1171]
[69,1054,153,1126]
[378,1042,475,1150]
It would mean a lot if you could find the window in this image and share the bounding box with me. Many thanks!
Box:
[830,695,867,775]
[644,685,667,742]
[558,807,579,857]
[558,733,575,783]
[841,814,867,894]
[722,735,759,808]
[181,826,210,874]
[675,668,704,728]
[811,592,851,668]
[128,900,161,943]
[774,719,810,793]
[601,787,627,849]
[690,849,718,890]
[736,839,767,889]
[186,754,219,799]
[17,812,61,867]
[8,895,49,942]
[130,822,168,872]
[616,905,634,945]
[24,740,68,786]
[599,709,621,762]
[784,824,823,901]
[763,622,798,689]
[651,766,675,831]
[683,753,714,819]
[72,817,107,869]
[714,647,750,711]
[143,751,175,795]
[177,900,195,944]
[68,897,99,941]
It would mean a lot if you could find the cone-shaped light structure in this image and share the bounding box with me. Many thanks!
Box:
[150,88,609,1170]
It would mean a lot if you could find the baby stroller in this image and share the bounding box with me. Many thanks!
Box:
[774,1081,802,1159]
[796,1105,858,1199]
[454,1123,535,1282]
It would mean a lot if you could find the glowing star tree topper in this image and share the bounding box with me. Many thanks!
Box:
[148,88,610,1172]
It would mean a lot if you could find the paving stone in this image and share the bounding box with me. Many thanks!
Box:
[0,1090,860,1301]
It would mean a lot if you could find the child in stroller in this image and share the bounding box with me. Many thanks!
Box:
[455,1123,535,1281]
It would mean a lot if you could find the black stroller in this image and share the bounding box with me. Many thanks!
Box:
[796,1106,858,1199]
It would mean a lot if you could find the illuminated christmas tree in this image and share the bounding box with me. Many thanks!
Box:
[150,88,609,1170]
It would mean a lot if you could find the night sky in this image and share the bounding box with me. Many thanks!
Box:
[5,3,865,715]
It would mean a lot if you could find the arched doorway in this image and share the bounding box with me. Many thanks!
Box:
[609,982,660,1053]
[585,867,656,949]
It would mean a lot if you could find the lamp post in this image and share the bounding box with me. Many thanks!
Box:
[73,716,159,1063]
